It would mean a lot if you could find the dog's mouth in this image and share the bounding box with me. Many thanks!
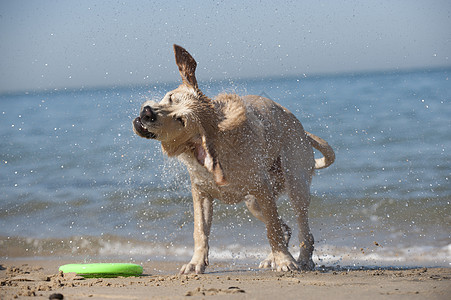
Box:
[133,117,157,139]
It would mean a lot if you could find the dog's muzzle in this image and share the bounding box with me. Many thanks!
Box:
[133,115,157,139]
[140,106,157,123]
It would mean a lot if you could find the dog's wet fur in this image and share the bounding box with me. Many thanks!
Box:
[133,45,335,274]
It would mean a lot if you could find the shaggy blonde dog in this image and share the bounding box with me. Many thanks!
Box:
[133,45,335,274]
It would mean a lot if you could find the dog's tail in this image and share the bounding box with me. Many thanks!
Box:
[305,131,335,169]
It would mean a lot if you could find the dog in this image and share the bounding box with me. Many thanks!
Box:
[133,45,335,274]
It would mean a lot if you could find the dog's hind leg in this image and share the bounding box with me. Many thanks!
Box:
[245,195,293,269]
[245,195,292,247]
[280,150,315,271]
[250,184,298,271]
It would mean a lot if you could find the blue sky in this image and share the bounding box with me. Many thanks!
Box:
[1,0,450,93]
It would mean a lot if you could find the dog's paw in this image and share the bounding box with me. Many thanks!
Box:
[259,251,299,272]
[274,253,299,272]
[180,250,209,274]
[259,252,275,269]
[179,261,207,274]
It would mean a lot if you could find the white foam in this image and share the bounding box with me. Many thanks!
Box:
[96,239,451,267]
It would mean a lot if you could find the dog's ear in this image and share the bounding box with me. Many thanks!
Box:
[173,45,226,186]
[193,124,227,186]
[202,134,227,186]
[174,44,198,89]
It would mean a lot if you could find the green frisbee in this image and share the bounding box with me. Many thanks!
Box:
[59,263,143,278]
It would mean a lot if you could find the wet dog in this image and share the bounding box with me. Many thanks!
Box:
[133,45,335,274]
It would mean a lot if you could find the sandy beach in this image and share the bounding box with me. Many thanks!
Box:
[1,259,450,300]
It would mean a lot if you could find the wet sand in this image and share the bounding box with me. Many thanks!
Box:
[1,259,450,299]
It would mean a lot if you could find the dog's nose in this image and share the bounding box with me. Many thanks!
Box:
[141,106,156,122]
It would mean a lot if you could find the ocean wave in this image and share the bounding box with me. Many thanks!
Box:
[1,235,449,268]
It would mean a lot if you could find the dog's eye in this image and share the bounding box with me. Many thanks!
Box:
[168,94,173,104]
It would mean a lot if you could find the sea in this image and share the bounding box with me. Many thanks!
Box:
[1,69,450,269]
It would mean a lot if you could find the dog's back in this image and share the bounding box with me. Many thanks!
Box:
[214,94,315,176]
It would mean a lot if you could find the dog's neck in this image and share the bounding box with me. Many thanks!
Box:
[161,138,192,157]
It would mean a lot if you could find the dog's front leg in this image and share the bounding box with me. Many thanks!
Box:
[179,186,213,274]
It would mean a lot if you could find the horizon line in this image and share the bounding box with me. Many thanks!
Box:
[1,65,449,97]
